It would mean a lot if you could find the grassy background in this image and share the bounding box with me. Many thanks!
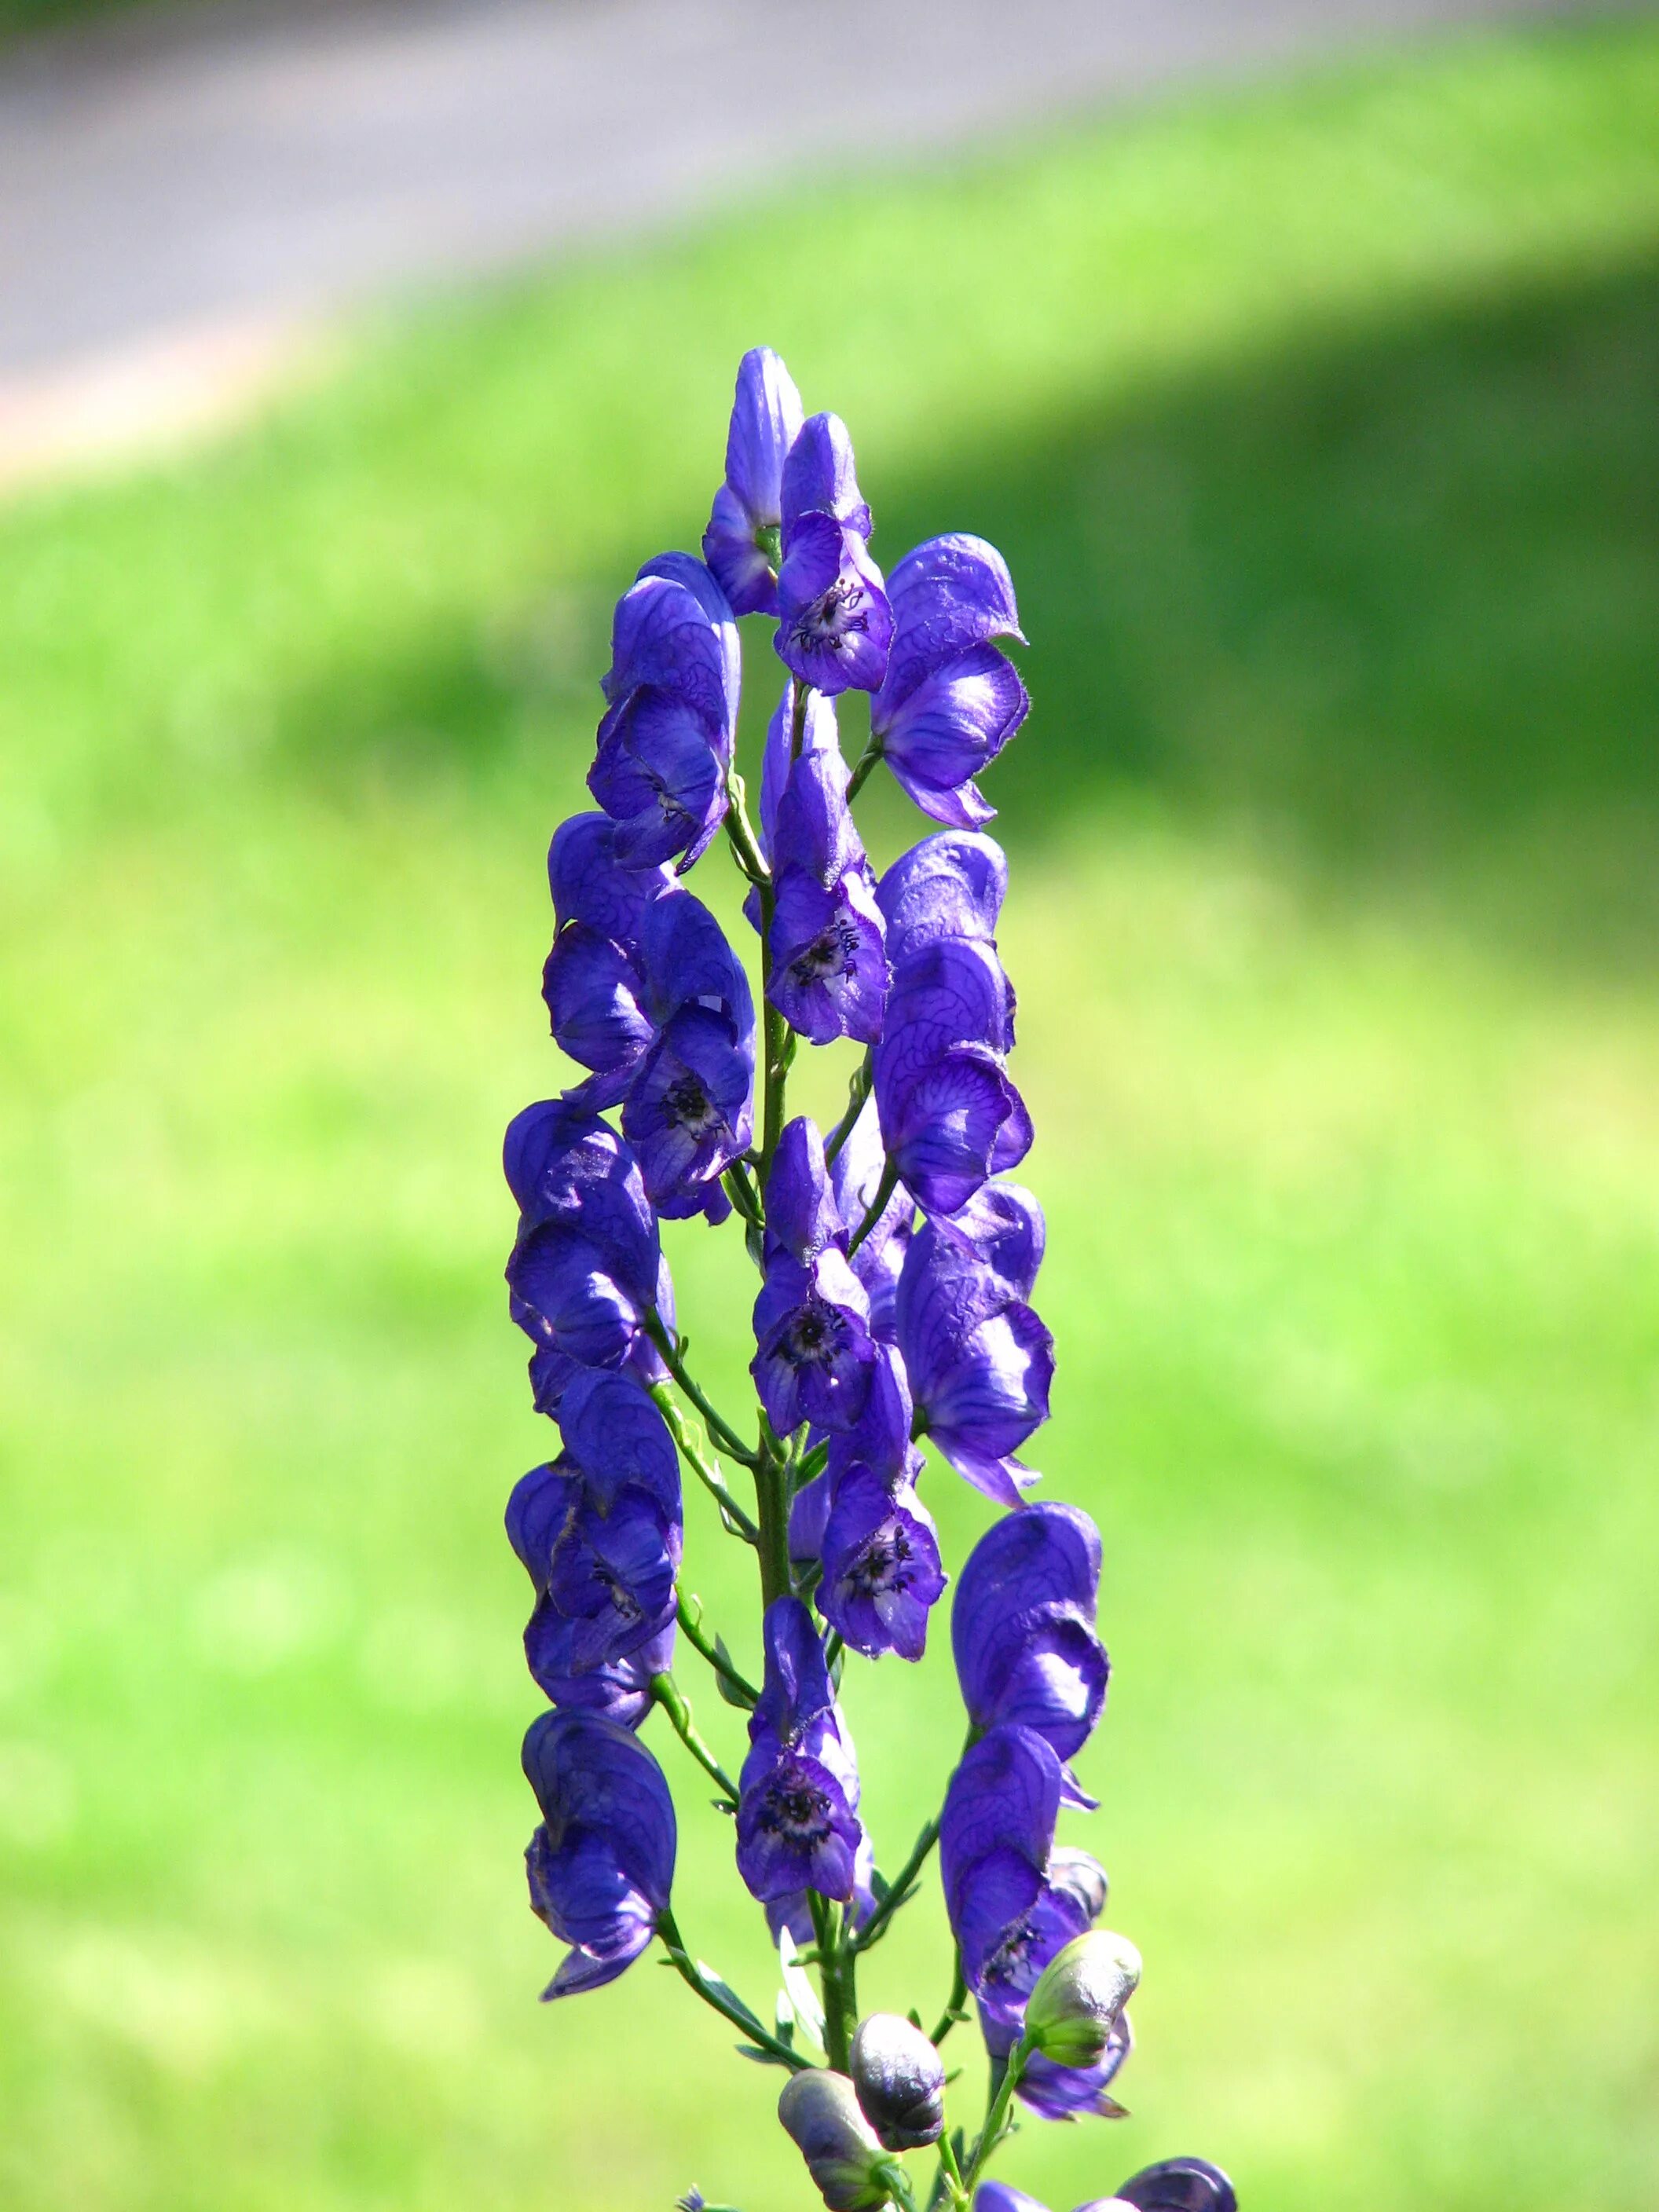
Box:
[2,16,1657,2210]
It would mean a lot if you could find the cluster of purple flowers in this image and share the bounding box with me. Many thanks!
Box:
[494,348,1230,2212]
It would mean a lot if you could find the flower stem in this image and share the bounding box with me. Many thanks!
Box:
[846,732,884,801]
[928,1950,969,2047]
[753,1441,794,1610]
[808,1894,855,2074]
[846,1158,900,1261]
[934,2130,970,2211]
[650,1383,760,1541]
[650,1674,739,1806]
[823,1049,873,1167]
[675,1588,759,1708]
[848,1814,940,1955]
[960,2034,1032,2196]
[656,1908,811,2074]
[646,1312,761,1471]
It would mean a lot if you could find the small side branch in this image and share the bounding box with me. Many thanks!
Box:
[650,1383,760,1543]
[823,1049,873,1167]
[676,1589,759,1708]
[851,1816,941,1956]
[646,1312,761,1472]
[657,1908,811,2075]
[650,1674,739,1806]
[846,1158,900,1262]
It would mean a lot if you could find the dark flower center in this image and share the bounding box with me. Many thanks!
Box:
[764,1775,833,1846]
[783,1297,846,1369]
[846,1518,914,1599]
[789,912,859,986]
[983,1914,1041,1994]
[792,576,868,654]
[664,1072,721,1135]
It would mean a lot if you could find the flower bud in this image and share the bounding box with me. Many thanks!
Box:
[777,2070,893,2211]
[1024,1929,1141,2069]
[850,2012,947,2150]
[1107,2156,1236,2212]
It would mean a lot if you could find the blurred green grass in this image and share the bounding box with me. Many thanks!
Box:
[2,16,1657,2212]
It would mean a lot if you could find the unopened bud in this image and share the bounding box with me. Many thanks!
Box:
[777,2070,892,2211]
[1106,2156,1236,2212]
[1025,1929,1141,2068]
[850,2012,946,2149]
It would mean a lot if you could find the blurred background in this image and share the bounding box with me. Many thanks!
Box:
[1,2,1656,2208]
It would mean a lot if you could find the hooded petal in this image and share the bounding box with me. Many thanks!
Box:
[541,922,653,1086]
[877,830,1009,959]
[556,1368,680,1517]
[939,1723,1063,1936]
[874,533,1024,720]
[547,812,673,941]
[703,347,805,615]
[781,412,872,540]
[603,557,738,742]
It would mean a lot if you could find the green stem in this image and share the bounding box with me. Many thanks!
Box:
[928,1950,969,2047]
[808,1894,854,2074]
[846,732,884,801]
[850,1815,940,1955]
[650,1383,760,1542]
[753,1441,794,1610]
[961,2035,1032,2196]
[934,2130,970,2211]
[675,1589,759,1708]
[657,1908,811,2074]
[645,1312,760,1470]
[823,1049,873,1167]
[846,1158,900,1260]
[650,1675,739,1805]
[722,771,771,888]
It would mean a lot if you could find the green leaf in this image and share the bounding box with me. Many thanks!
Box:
[712,1635,749,1708]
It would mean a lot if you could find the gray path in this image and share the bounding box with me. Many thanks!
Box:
[0,0,1610,476]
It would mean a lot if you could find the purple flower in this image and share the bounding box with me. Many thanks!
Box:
[953,1502,1109,1762]
[970,1846,1109,2062]
[940,1723,1062,1968]
[737,1597,864,1906]
[766,731,888,1046]
[506,1372,682,1686]
[589,685,731,870]
[523,1623,673,1731]
[751,1119,878,1436]
[621,889,755,1217]
[521,1708,676,1998]
[539,815,671,1107]
[504,1103,668,1405]
[896,1185,1053,1507]
[819,1463,945,1661]
[703,346,804,617]
[756,679,840,862]
[776,514,894,697]
[592,553,739,868]
[873,833,1031,1213]
[972,2189,1051,2212]
[870,535,1028,826]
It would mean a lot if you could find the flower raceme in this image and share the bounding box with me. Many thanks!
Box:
[494,346,1233,2212]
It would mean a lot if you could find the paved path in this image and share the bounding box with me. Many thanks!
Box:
[0,0,1607,481]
